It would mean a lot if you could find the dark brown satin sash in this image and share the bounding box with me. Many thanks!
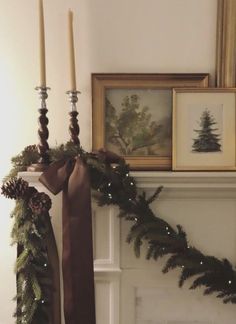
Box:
[39,157,96,324]
[45,215,61,324]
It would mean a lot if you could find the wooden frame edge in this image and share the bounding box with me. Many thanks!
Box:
[172,88,236,171]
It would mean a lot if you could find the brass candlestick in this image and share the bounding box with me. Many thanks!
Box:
[28,86,50,171]
[67,90,81,145]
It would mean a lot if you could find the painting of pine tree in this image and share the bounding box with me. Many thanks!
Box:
[192,109,221,152]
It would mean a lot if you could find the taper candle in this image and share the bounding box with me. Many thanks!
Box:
[68,10,77,91]
[39,0,46,87]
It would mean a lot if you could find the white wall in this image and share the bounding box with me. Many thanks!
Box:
[0,0,217,323]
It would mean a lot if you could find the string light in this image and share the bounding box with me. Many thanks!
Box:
[126,173,129,177]
[166,226,169,230]
[167,232,170,235]
[228,280,232,285]
[130,182,134,186]
[108,193,112,199]
[41,300,45,304]
[200,261,203,265]
[108,183,111,187]
[44,263,47,267]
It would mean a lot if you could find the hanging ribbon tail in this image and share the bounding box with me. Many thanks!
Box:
[45,214,61,324]
[40,157,96,324]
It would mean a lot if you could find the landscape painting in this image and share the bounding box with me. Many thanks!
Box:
[105,88,172,157]
[92,73,209,170]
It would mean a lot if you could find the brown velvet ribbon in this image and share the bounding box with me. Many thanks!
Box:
[39,157,96,324]
[45,215,61,324]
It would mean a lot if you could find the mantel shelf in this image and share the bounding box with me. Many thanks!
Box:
[130,171,236,190]
[19,171,236,190]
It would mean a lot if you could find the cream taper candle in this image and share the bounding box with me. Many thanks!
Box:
[39,0,46,87]
[68,10,77,91]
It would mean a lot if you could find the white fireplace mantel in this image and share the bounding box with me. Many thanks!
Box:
[20,170,236,188]
[131,171,236,187]
[19,171,236,324]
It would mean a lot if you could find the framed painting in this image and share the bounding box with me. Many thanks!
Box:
[173,88,236,170]
[92,73,209,170]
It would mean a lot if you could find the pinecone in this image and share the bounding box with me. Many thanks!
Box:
[29,192,52,215]
[1,178,29,200]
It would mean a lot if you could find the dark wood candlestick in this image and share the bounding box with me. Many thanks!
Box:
[67,90,81,145]
[28,86,50,172]
[38,107,50,163]
[69,111,80,145]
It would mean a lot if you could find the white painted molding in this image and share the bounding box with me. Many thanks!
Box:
[95,274,120,324]
[20,171,236,190]
[19,170,236,200]
[18,172,41,184]
[131,171,236,189]
[95,268,121,273]
[93,206,120,271]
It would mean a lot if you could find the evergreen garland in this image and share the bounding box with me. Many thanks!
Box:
[2,178,52,323]
[2,143,236,323]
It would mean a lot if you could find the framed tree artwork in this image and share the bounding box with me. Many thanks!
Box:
[92,73,209,170]
[173,88,236,170]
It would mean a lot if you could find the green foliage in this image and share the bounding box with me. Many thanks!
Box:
[2,142,236,324]
[105,94,164,155]
[2,178,52,323]
[49,142,83,162]
[3,146,39,183]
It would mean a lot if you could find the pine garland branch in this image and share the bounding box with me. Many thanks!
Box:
[1,178,52,323]
[86,150,236,304]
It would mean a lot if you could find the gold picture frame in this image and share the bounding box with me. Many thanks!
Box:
[92,73,209,170]
[216,0,236,87]
[173,88,236,171]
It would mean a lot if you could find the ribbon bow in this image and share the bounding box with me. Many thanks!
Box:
[40,156,96,324]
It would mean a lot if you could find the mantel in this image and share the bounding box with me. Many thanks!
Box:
[130,171,236,189]
[19,171,236,189]
[18,171,236,324]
